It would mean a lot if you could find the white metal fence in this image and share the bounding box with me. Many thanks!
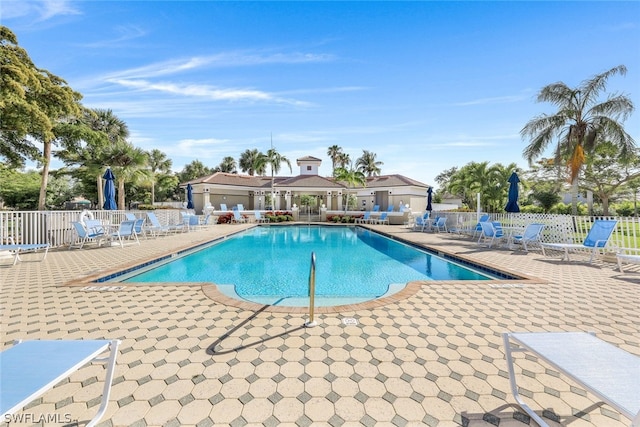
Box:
[0,210,183,247]
[2,209,639,250]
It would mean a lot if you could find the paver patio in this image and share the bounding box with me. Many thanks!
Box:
[1,223,638,427]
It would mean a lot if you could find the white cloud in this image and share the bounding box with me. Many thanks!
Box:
[452,94,528,107]
[107,78,310,106]
[78,25,147,48]
[1,0,81,21]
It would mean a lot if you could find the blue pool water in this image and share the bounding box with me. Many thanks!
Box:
[122,226,494,304]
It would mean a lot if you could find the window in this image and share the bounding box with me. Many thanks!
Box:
[307,166,312,171]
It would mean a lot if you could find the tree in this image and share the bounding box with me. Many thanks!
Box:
[0,26,84,210]
[215,156,237,173]
[434,167,458,191]
[337,152,351,170]
[147,149,172,204]
[522,65,635,214]
[178,160,213,182]
[104,142,149,209]
[355,150,383,177]
[239,149,266,176]
[327,145,343,175]
[580,141,640,215]
[334,165,366,209]
[265,148,292,176]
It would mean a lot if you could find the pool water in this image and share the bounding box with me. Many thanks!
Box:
[122,226,494,305]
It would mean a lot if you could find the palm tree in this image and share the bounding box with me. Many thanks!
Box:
[217,156,237,173]
[239,149,266,176]
[522,65,635,214]
[327,145,343,174]
[447,161,502,210]
[147,149,172,204]
[105,142,149,210]
[334,165,366,209]
[337,152,351,169]
[355,150,383,177]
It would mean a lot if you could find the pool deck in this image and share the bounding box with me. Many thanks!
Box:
[1,223,638,427]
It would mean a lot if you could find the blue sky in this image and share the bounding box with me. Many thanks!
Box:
[3,1,639,188]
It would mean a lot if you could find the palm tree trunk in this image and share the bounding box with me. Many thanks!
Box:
[118,178,126,210]
[38,141,52,210]
[97,174,104,208]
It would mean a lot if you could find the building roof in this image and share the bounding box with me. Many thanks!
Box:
[275,174,344,189]
[296,155,322,163]
[185,172,429,190]
[366,174,428,188]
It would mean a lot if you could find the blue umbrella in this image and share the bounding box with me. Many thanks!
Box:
[426,187,433,212]
[505,172,520,213]
[186,183,194,209]
[102,168,117,210]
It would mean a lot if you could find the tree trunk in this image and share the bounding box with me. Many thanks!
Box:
[97,174,104,208]
[118,178,125,210]
[601,195,610,216]
[38,141,52,210]
[151,181,156,205]
[570,177,579,215]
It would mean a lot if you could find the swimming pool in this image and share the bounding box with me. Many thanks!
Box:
[119,225,496,306]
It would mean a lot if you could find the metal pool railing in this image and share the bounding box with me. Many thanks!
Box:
[305,252,318,328]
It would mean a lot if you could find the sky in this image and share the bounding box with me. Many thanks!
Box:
[3,0,640,188]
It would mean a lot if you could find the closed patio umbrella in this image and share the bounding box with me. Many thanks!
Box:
[505,172,520,213]
[103,168,117,210]
[186,183,194,209]
[426,187,433,212]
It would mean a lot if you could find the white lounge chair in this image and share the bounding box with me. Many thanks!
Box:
[615,248,640,272]
[0,339,120,427]
[146,212,183,236]
[541,219,618,263]
[510,223,545,252]
[0,243,49,265]
[503,332,640,427]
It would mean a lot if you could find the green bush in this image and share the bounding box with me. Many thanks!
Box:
[137,204,156,210]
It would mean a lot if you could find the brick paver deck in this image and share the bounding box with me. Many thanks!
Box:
[1,223,637,427]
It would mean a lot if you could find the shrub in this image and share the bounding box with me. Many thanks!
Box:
[137,204,156,210]
[217,212,234,224]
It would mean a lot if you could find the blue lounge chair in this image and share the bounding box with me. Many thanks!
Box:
[432,216,447,233]
[0,243,49,265]
[510,223,545,252]
[232,210,247,224]
[0,339,120,427]
[387,205,394,212]
[373,205,380,212]
[477,221,505,247]
[220,203,228,211]
[355,211,372,224]
[254,211,269,223]
[541,219,618,263]
[503,332,640,427]
[375,212,389,225]
[70,221,106,249]
[108,220,140,248]
[146,212,182,236]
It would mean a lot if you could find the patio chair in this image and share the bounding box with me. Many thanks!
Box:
[432,216,447,233]
[472,213,491,238]
[477,221,505,247]
[355,211,372,224]
[387,205,394,212]
[503,332,640,427]
[232,210,247,224]
[0,243,49,265]
[373,205,380,212]
[69,221,106,249]
[0,339,120,427]
[614,248,640,272]
[125,213,137,221]
[541,219,618,263]
[510,223,545,252]
[254,210,269,223]
[108,220,140,248]
[132,218,148,239]
[220,203,228,211]
[374,212,389,225]
[146,212,181,236]
[237,204,245,211]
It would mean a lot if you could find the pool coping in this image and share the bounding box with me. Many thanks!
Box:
[63,223,547,313]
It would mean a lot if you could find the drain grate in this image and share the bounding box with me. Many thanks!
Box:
[342,317,358,326]
[82,285,126,291]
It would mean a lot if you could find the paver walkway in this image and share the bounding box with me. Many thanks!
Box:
[1,223,638,427]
